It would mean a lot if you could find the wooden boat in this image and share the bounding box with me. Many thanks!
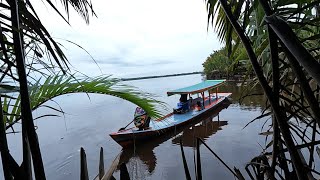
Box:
[110,80,232,148]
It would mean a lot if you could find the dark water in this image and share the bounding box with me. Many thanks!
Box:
[3,74,269,180]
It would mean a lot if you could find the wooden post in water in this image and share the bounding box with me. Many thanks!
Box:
[179,139,191,180]
[120,163,130,180]
[196,138,202,180]
[99,147,104,180]
[80,148,89,180]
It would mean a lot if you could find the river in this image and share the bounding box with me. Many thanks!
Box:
[3,74,269,179]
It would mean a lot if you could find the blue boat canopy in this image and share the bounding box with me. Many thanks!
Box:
[167,80,226,96]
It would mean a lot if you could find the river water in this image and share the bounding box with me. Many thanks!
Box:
[4,74,269,179]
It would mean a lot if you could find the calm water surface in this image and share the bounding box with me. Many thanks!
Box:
[4,74,269,180]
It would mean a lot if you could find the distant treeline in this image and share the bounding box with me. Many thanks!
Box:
[202,46,254,80]
[121,71,203,81]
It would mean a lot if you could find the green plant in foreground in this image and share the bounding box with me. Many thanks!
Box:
[201,0,320,179]
[3,75,166,131]
[0,0,165,179]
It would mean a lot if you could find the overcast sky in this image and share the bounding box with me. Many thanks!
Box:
[33,0,222,78]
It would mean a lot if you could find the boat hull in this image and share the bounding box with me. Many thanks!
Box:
[110,96,231,148]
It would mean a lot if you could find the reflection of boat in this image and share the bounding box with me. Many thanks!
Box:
[172,120,228,147]
[110,80,232,148]
[111,103,230,178]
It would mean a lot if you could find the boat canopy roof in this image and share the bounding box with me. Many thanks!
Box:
[167,80,226,96]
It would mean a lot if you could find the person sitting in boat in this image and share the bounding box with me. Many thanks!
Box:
[173,98,183,114]
[196,101,204,111]
[134,107,151,130]
[189,96,193,104]
[173,95,190,114]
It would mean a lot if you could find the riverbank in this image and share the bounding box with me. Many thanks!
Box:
[121,71,202,81]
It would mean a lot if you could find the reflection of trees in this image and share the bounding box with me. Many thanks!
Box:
[217,82,266,110]
[114,102,230,177]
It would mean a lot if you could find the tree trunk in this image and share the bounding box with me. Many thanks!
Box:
[10,0,46,179]
[0,98,13,179]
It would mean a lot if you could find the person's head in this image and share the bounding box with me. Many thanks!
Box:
[181,94,187,102]
[135,115,146,123]
[135,107,146,116]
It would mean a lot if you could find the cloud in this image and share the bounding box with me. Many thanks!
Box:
[32,0,222,77]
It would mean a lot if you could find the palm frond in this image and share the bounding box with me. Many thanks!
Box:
[4,75,166,130]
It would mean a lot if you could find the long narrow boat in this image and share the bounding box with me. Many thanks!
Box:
[110,80,232,148]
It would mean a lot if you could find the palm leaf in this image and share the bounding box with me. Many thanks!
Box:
[5,75,166,130]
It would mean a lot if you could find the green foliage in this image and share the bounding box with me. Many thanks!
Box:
[0,1,166,179]
[204,0,320,179]
[203,48,231,75]
[4,75,166,130]
[202,45,249,78]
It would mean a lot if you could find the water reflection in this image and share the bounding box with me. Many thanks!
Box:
[112,102,230,178]
[171,120,228,147]
[1,75,268,180]
[218,82,266,110]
